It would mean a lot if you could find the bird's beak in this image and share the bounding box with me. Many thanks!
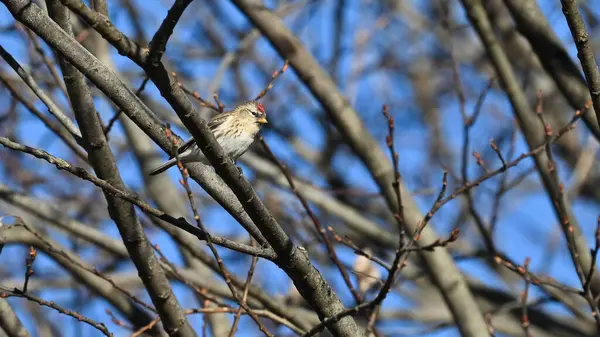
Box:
[257,117,268,124]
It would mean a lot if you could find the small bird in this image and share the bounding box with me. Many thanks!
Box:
[149,101,268,175]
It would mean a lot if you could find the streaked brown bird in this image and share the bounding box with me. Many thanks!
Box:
[149,101,267,175]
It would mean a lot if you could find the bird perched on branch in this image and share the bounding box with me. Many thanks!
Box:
[149,101,268,175]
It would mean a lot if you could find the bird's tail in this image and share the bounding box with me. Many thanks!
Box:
[148,158,178,176]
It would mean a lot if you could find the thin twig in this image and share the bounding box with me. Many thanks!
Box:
[172,71,220,112]
[520,257,531,337]
[260,138,363,303]
[105,309,133,330]
[0,287,113,337]
[495,256,581,294]
[213,93,225,113]
[382,105,405,236]
[228,238,259,337]
[254,60,289,100]
[328,227,391,271]
[535,91,600,325]
[20,246,36,293]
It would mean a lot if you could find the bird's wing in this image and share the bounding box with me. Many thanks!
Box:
[207,112,230,131]
[171,113,231,157]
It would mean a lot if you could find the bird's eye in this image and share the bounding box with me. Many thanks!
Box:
[246,102,265,117]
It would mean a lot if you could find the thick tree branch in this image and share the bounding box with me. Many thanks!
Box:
[45,1,196,335]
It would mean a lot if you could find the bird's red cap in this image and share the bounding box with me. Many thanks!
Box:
[256,102,265,113]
